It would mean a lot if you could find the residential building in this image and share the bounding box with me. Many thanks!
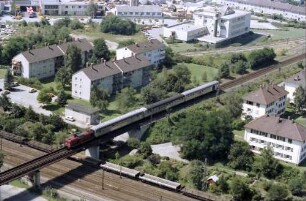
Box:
[65,103,100,126]
[116,39,165,66]
[72,55,153,101]
[244,115,306,164]
[130,0,139,6]
[284,69,306,103]
[114,5,163,18]
[214,0,306,21]
[11,38,93,80]
[242,84,288,120]
[163,6,251,43]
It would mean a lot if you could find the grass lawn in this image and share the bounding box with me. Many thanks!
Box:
[169,43,206,53]
[253,27,306,41]
[183,63,219,83]
[0,68,7,79]
[10,180,29,188]
[233,129,245,142]
[72,27,147,43]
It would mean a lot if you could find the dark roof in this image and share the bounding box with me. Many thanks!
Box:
[127,39,165,54]
[227,0,306,15]
[21,45,64,63]
[245,116,306,142]
[285,69,306,88]
[114,55,151,72]
[243,84,288,105]
[66,103,100,115]
[58,38,93,53]
[82,61,122,81]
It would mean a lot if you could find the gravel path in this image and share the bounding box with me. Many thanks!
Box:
[151,142,189,163]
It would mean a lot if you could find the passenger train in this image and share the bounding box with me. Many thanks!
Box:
[64,81,219,148]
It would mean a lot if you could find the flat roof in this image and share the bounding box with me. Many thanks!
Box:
[221,9,250,19]
[66,103,100,115]
[168,23,204,31]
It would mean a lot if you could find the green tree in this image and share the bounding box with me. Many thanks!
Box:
[56,89,67,106]
[232,60,248,75]
[219,63,230,78]
[37,89,52,104]
[118,39,135,48]
[2,37,28,64]
[228,141,254,170]
[100,16,137,35]
[0,94,12,111]
[288,177,304,196]
[55,67,71,88]
[92,38,110,62]
[173,64,191,85]
[127,137,140,149]
[90,85,109,110]
[87,0,98,18]
[257,146,282,179]
[230,178,253,201]
[266,183,289,201]
[248,48,276,69]
[10,104,25,118]
[69,19,84,30]
[4,69,14,90]
[64,44,82,75]
[217,175,229,193]
[293,85,306,113]
[139,142,152,158]
[141,85,166,104]
[117,87,137,113]
[224,93,242,118]
[24,106,39,122]
[188,160,205,190]
[160,47,175,68]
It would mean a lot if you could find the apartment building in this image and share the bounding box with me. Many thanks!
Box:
[214,0,306,21]
[114,5,162,18]
[116,39,165,66]
[284,69,306,103]
[72,55,153,101]
[242,84,288,120]
[244,116,306,164]
[11,39,93,80]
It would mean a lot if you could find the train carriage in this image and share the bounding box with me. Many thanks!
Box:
[182,81,219,102]
[100,162,141,178]
[139,174,182,191]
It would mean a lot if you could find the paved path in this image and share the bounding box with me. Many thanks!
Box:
[151,142,189,163]
[1,185,47,201]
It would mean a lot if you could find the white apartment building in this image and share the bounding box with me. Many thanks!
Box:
[11,39,93,80]
[244,116,306,164]
[163,6,251,43]
[214,0,306,21]
[242,84,288,120]
[72,55,153,101]
[114,5,163,18]
[284,69,306,103]
[116,39,165,66]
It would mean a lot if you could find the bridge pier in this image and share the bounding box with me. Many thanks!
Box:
[85,145,100,160]
[128,124,151,140]
[33,170,41,189]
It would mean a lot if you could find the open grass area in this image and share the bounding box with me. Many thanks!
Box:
[72,26,146,43]
[0,68,7,79]
[10,180,29,189]
[233,129,245,142]
[253,27,306,41]
[182,63,219,83]
[169,43,206,53]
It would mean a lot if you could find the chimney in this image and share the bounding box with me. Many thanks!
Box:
[90,63,95,71]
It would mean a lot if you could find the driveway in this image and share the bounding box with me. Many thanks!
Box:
[0,79,52,116]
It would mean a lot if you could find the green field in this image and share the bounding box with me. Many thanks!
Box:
[253,27,306,41]
[0,68,7,79]
[181,63,219,83]
[233,129,245,142]
[169,43,206,53]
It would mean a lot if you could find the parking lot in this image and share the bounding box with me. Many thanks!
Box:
[0,79,52,116]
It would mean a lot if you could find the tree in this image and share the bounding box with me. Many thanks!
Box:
[266,183,289,201]
[141,85,166,104]
[173,64,191,85]
[224,93,242,118]
[219,63,230,78]
[0,94,12,111]
[257,146,282,179]
[230,178,253,201]
[127,137,140,149]
[117,87,137,113]
[90,85,109,110]
[2,37,28,64]
[69,19,84,30]
[118,39,135,48]
[37,89,52,104]
[100,16,137,35]
[232,60,248,75]
[248,48,276,69]
[139,142,152,158]
[4,69,14,90]
[64,44,82,75]
[87,0,98,18]
[55,67,71,88]
[217,176,229,193]
[293,85,306,112]
[56,89,67,106]
[92,38,110,62]
[10,104,25,118]
[24,106,39,122]
[187,160,205,190]
[288,177,304,196]
[228,141,254,170]
[160,47,175,68]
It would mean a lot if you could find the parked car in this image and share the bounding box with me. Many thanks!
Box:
[13,82,19,87]
[3,90,10,95]
[65,116,75,122]
[28,88,37,93]
[29,12,37,18]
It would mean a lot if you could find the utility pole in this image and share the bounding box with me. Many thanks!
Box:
[202,158,208,191]
[101,168,104,190]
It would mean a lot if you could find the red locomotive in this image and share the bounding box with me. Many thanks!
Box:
[64,130,95,149]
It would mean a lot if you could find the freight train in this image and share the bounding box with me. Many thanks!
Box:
[64,81,219,148]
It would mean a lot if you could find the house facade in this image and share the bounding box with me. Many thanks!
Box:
[65,103,100,126]
[114,5,162,18]
[242,84,288,120]
[214,0,306,21]
[72,55,153,101]
[244,116,306,164]
[11,39,93,80]
[284,69,306,103]
[116,39,165,66]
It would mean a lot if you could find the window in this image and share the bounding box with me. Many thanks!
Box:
[288,139,292,144]
[256,103,260,107]
[79,6,81,8]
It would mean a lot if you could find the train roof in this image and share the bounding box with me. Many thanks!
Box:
[181,81,219,96]
[101,162,140,177]
[91,107,147,130]
[145,94,184,110]
[139,174,181,189]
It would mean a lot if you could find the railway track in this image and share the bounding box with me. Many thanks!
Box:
[220,53,306,91]
[2,139,196,201]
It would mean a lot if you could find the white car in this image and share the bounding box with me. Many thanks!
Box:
[65,116,75,122]
[28,88,37,93]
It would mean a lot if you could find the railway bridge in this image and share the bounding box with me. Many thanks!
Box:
[0,53,305,189]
